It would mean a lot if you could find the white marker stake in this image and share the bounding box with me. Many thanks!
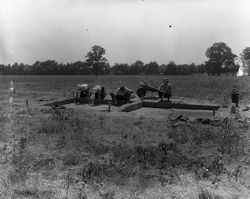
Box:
[9,81,15,115]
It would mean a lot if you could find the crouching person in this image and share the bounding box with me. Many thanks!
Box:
[158,78,172,102]
[92,85,106,104]
[110,86,133,105]
[76,84,90,104]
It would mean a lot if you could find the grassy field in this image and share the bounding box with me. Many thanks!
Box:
[0,75,250,199]
[0,75,250,104]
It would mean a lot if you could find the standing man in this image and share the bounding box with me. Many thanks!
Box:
[231,86,239,108]
[158,78,172,102]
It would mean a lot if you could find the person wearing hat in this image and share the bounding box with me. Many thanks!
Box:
[158,78,172,102]
[110,86,133,105]
[231,86,239,108]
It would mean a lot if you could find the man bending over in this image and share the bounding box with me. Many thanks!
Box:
[110,86,133,105]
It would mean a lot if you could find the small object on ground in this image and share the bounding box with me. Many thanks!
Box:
[175,115,189,122]
[195,118,211,124]
[230,105,236,114]
[242,106,250,111]
[50,104,66,110]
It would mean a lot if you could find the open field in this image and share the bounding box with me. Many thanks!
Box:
[0,75,250,105]
[1,75,250,199]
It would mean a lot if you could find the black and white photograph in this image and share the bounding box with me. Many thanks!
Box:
[0,0,250,198]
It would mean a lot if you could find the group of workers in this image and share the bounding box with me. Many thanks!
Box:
[76,83,134,105]
[75,78,240,108]
[76,77,173,105]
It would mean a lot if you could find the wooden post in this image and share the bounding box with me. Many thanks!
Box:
[65,172,70,199]
[213,109,215,116]
[108,101,111,112]
[230,105,236,114]
[72,91,74,98]
[26,99,29,112]
[9,97,12,113]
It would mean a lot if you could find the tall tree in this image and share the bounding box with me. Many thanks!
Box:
[130,60,144,75]
[205,42,236,75]
[197,63,206,74]
[144,61,160,75]
[85,45,108,76]
[111,63,130,75]
[239,47,250,75]
[163,61,177,75]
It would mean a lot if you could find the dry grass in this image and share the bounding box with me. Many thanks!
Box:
[0,75,250,198]
[0,104,249,198]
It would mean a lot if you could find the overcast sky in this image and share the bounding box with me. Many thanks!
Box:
[0,0,250,65]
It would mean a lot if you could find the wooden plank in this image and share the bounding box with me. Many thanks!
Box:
[143,101,220,111]
[44,98,75,106]
[44,98,112,106]
[120,101,143,112]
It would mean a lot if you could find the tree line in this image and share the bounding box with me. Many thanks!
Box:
[0,43,249,76]
[0,59,207,75]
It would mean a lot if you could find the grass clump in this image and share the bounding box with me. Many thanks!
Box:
[198,189,223,199]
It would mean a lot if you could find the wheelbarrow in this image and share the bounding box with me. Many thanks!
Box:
[136,82,161,98]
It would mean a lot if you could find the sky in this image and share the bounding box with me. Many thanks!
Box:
[0,0,250,66]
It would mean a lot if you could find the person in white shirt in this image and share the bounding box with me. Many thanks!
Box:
[76,84,90,98]
[92,85,106,100]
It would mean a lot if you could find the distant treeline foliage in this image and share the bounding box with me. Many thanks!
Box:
[0,42,246,76]
[0,60,238,75]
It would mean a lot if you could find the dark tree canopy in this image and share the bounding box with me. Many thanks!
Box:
[85,45,108,75]
[241,47,250,60]
[163,61,177,75]
[130,60,144,75]
[0,43,241,76]
[111,63,130,75]
[205,42,236,75]
[144,61,160,75]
